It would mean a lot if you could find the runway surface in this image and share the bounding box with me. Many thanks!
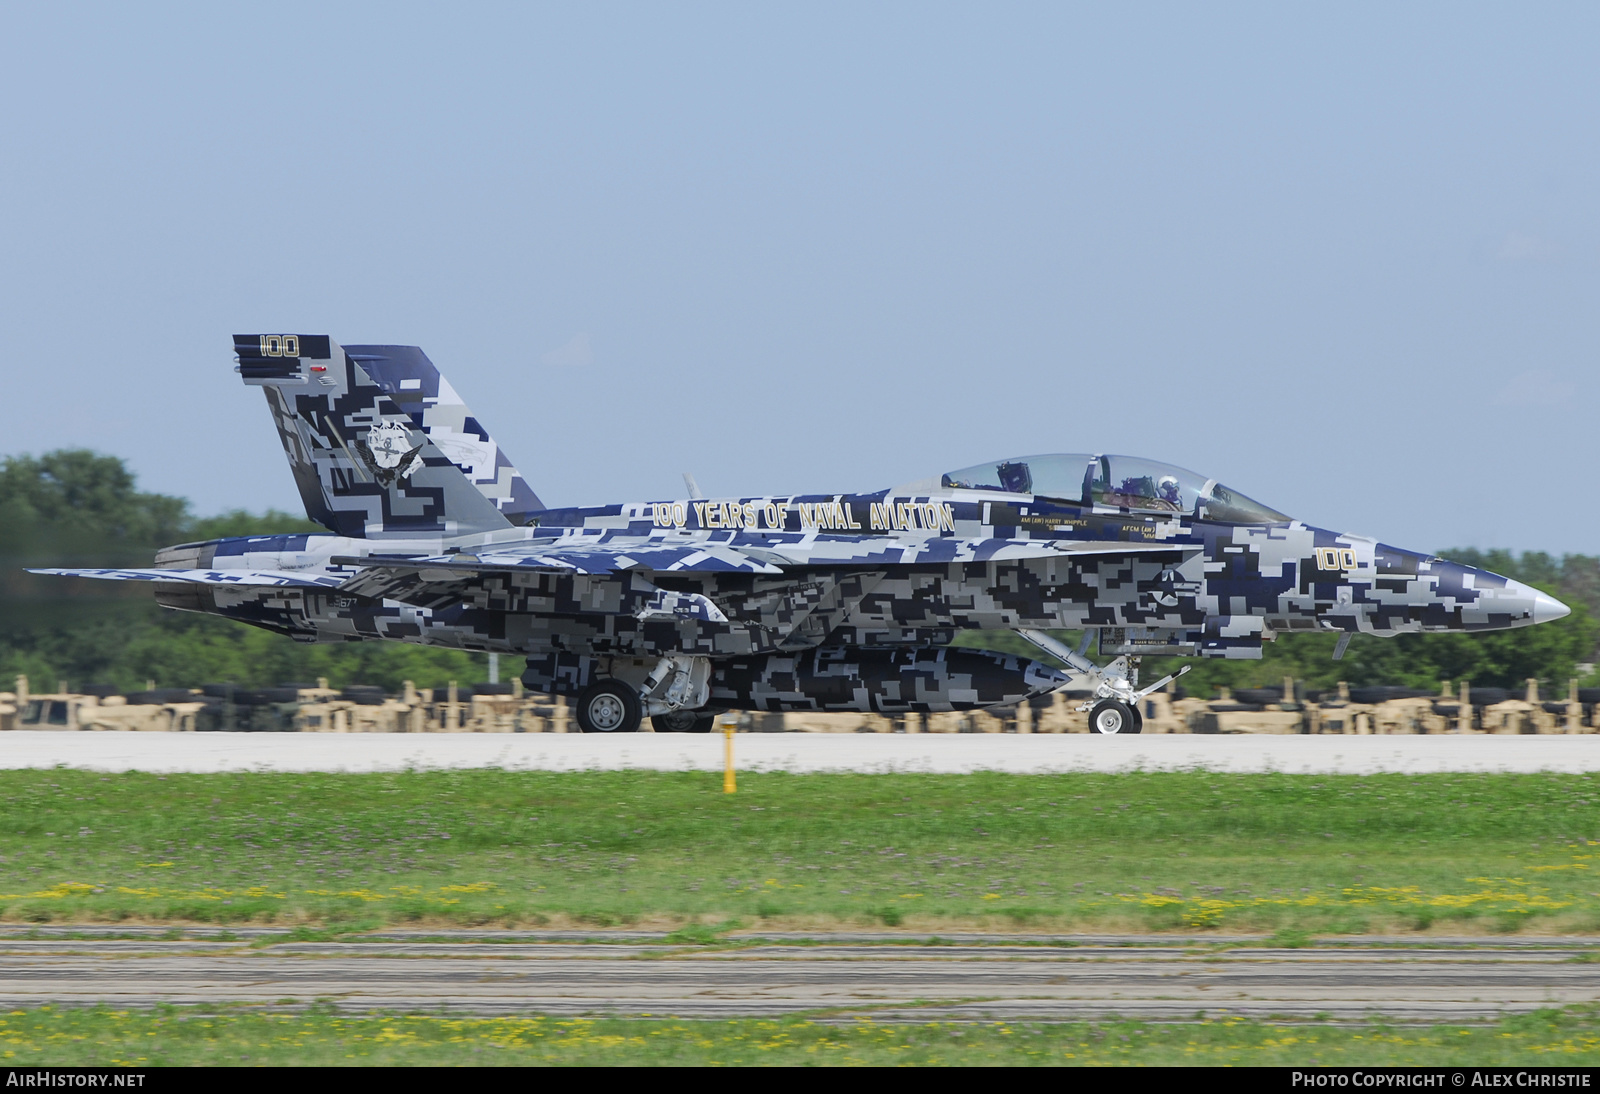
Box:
[2,731,1599,775]
[4,932,1598,1020]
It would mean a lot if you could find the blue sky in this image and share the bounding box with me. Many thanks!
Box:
[2,3,1596,553]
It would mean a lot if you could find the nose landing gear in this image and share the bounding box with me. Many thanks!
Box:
[1014,628,1189,736]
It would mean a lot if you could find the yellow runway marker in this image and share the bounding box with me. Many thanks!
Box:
[721,714,738,793]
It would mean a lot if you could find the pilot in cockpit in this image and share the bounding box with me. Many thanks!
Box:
[1157,475,1183,509]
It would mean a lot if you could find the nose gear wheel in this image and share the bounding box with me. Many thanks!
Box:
[1090,699,1142,735]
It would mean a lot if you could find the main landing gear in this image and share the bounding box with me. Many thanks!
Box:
[573,681,717,733]
[575,680,642,733]
[574,654,718,733]
[1014,629,1189,737]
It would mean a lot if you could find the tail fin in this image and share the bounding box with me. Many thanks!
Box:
[234,334,541,539]
[345,344,543,525]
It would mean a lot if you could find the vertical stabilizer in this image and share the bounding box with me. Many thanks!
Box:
[234,334,515,538]
[347,344,543,526]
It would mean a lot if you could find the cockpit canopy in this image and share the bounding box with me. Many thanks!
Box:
[940,453,1290,523]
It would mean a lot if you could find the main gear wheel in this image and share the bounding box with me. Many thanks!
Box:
[575,680,641,733]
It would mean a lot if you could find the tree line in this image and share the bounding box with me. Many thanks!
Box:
[1,450,1595,698]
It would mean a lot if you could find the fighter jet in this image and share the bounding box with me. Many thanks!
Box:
[33,334,1572,735]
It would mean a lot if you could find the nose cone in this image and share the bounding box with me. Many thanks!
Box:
[1533,588,1572,624]
[1492,577,1571,629]
[1397,552,1573,633]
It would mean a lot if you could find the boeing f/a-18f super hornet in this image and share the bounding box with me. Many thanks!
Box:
[35,335,1572,734]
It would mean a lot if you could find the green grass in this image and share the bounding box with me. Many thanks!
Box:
[0,769,1598,933]
[5,1005,1600,1066]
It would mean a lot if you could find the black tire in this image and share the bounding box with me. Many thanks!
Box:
[650,710,716,733]
[575,680,641,733]
[1090,699,1141,735]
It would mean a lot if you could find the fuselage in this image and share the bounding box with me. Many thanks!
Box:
[43,336,1573,723]
[153,483,1566,662]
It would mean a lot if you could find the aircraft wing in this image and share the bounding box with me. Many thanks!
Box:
[33,538,1198,601]
[782,536,1199,567]
[26,567,347,588]
[336,535,1192,579]
[331,536,1198,600]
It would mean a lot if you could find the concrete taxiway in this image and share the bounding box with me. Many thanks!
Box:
[3,933,1597,1020]
[1,731,1598,775]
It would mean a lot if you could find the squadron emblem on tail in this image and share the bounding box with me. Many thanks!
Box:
[354,421,423,485]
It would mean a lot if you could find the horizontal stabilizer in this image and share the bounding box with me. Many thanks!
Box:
[27,567,347,589]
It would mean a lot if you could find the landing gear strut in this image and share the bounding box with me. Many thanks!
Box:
[1014,629,1188,735]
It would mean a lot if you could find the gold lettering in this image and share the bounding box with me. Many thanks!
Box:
[1340,548,1358,570]
[870,502,888,530]
[692,502,709,528]
[672,503,687,527]
[938,503,955,531]
[744,502,758,528]
[764,502,780,528]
